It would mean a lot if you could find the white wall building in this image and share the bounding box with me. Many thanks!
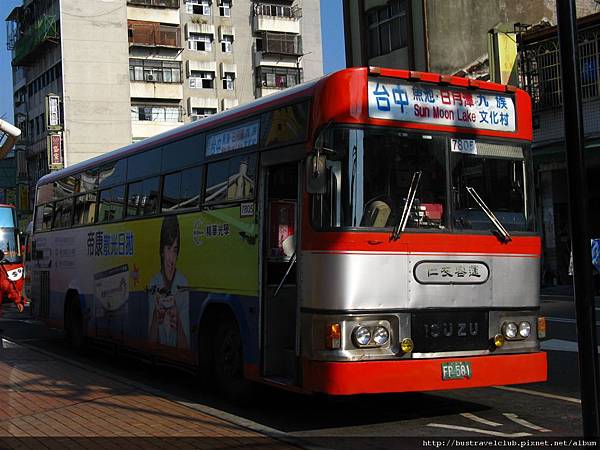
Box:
[6,0,323,211]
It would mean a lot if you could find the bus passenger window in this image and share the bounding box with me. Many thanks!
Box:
[98,186,125,223]
[127,148,161,181]
[53,198,73,229]
[227,156,256,201]
[127,177,159,218]
[42,204,53,230]
[34,205,45,232]
[98,159,127,188]
[74,193,97,225]
[162,166,202,212]
[205,155,256,204]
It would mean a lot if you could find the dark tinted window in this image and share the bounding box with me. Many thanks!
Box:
[54,175,80,199]
[162,166,203,212]
[80,168,99,192]
[34,206,42,232]
[126,177,160,217]
[41,204,53,230]
[53,198,73,229]
[260,102,309,148]
[205,155,256,203]
[74,193,97,225]
[127,148,161,180]
[162,134,205,172]
[99,159,127,188]
[98,186,125,223]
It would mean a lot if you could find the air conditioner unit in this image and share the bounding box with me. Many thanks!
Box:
[145,74,154,82]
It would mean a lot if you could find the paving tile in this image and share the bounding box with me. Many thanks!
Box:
[0,340,298,449]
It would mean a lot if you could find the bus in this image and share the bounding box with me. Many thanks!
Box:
[0,204,25,309]
[29,67,546,395]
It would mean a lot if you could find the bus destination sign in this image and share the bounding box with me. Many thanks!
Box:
[206,120,260,156]
[367,78,516,132]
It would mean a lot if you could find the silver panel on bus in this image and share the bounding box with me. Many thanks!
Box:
[300,251,540,311]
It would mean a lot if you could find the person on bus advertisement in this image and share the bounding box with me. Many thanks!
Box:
[148,215,190,349]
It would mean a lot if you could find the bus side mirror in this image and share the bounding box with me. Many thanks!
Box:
[306,155,327,194]
[0,250,5,262]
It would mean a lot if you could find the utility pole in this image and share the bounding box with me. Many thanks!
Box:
[556,0,600,438]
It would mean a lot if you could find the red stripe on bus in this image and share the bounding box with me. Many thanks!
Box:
[302,352,547,395]
[302,232,542,256]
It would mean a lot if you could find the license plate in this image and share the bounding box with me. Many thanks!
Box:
[441,361,472,380]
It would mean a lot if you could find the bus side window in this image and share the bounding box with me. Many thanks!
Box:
[42,204,54,231]
[98,186,125,223]
[161,166,203,212]
[127,177,159,218]
[74,192,97,225]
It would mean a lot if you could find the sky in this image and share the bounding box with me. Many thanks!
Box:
[0,0,346,126]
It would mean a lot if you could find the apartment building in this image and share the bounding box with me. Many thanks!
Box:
[342,0,597,75]
[6,0,323,215]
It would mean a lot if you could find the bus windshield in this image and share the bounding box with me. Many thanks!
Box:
[311,127,533,233]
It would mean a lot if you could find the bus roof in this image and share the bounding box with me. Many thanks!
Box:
[37,76,323,187]
[38,67,530,188]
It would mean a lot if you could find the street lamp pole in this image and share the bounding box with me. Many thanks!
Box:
[556,0,600,438]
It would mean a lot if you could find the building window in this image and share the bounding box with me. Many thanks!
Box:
[256,67,302,89]
[222,72,235,90]
[254,3,297,19]
[366,0,408,58]
[188,32,213,52]
[191,107,218,121]
[187,0,211,15]
[129,59,182,83]
[219,0,231,16]
[131,105,183,123]
[189,70,215,89]
[221,34,233,53]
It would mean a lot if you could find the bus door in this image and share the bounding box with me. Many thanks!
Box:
[261,161,300,381]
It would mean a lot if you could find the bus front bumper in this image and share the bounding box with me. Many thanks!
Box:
[302,352,547,395]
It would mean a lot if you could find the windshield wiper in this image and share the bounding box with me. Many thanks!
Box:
[391,171,422,241]
[466,186,512,243]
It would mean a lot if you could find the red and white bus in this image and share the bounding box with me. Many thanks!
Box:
[29,67,546,395]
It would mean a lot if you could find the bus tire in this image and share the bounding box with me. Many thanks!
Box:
[66,296,87,353]
[213,318,251,401]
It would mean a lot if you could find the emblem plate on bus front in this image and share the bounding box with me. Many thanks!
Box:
[413,261,489,285]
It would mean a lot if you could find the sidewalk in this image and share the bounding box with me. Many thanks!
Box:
[0,337,294,449]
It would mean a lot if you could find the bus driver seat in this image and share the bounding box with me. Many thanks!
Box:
[362,200,391,228]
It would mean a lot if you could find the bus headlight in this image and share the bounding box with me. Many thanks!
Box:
[518,321,531,338]
[502,322,518,339]
[372,326,389,345]
[353,326,371,346]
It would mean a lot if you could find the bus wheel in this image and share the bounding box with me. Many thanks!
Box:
[213,319,251,401]
[67,298,87,352]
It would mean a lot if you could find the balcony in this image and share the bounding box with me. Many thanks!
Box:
[253,3,301,34]
[127,0,179,7]
[255,66,302,90]
[9,14,59,66]
[519,18,600,112]
[260,32,302,56]
[131,104,184,140]
[128,21,182,48]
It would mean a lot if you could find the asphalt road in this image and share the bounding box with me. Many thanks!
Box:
[0,297,593,448]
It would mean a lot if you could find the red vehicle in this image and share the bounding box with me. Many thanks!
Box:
[0,204,24,308]
[29,67,545,396]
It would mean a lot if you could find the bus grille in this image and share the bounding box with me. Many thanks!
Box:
[39,271,50,318]
[411,310,489,353]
